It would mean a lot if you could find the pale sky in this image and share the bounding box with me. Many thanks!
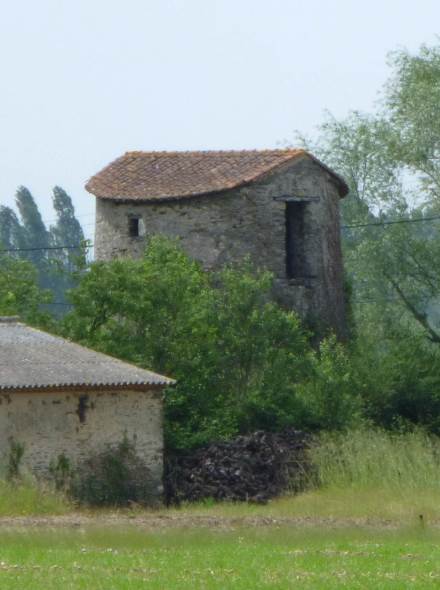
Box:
[1,0,439,240]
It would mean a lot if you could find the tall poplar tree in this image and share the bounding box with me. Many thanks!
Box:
[50,186,85,272]
[49,186,86,301]
[0,206,26,251]
[15,186,51,277]
[0,185,85,310]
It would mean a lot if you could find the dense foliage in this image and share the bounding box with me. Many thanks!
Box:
[0,255,52,325]
[70,439,157,506]
[296,42,440,433]
[303,45,440,341]
[62,237,360,449]
[0,185,86,307]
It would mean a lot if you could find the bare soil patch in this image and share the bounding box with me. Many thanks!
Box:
[0,513,402,531]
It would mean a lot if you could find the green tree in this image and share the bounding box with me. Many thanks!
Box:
[386,44,440,200]
[15,186,51,270]
[63,237,357,449]
[13,186,58,297]
[300,43,440,344]
[295,42,440,433]
[49,186,86,302]
[50,186,85,269]
[300,111,402,224]
[0,186,86,313]
[0,206,26,251]
[0,255,52,324]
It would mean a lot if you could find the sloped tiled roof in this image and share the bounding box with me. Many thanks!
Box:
[0,317,174,392]
[85,149,348,202]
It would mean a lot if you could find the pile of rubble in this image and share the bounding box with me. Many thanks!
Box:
[165,429,311,504]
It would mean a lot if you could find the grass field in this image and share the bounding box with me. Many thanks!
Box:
[1,429,440,588]
[0,525,439,589]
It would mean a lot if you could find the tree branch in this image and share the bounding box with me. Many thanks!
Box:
[386,274,440,343]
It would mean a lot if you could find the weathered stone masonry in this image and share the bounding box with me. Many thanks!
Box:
[0,318,174,493]
[94,156,346,336]
[0,389,163,484]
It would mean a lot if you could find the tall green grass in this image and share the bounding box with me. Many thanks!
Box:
[262,428,440,522]
[169,429,440,522]
[1,429,440,521]
[311,428,440,491]
[0,480,70,516]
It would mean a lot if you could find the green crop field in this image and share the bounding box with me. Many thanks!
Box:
[0,525,439,589]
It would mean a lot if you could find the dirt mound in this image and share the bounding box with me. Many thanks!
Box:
[165,429,310,504]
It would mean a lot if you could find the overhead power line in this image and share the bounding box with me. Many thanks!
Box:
[0,244,91,253]
[342,214,440,228]
[2,214,440,253]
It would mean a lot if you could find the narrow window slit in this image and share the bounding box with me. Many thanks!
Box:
[77,395,89,423]
[128,217,140,237]
[285,202,307,279]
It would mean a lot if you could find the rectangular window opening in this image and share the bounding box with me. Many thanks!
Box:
[285,202,307,279]
[128,217,140,237]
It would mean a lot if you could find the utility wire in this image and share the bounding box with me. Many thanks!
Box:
[0,244,91,253]
[342,214,440,228]
[3,214,440,253]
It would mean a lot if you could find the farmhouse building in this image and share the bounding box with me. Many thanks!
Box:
[0,316,173,492]
[87,149,348,335]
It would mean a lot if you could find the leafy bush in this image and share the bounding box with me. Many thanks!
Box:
[6,438,25,481]
[350,328,440,434]
[297,336,362,431]
[71,439,157,506]
[49,453,72,492]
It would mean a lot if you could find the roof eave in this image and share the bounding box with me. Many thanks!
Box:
[0,381,176,394]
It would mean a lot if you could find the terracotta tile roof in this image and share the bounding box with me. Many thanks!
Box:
[0,317,175,392]
[85,149,348,202]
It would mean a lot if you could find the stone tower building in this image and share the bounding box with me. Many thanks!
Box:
[87,149,348,336]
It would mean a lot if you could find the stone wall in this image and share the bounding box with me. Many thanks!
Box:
[0,389,163,493]
[95,156,346,336]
